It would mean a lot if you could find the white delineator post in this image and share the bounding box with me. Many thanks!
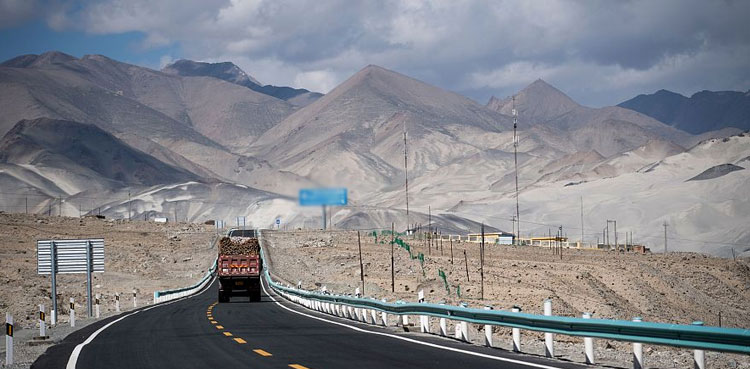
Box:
[115,293,120,312]
[512,306,521,352]
[39,304,46,337]
[402,314,409,327]
[484,306,493,347]
[5,312,13,366]
[632,317,644,369]
[70,298,76,327]
[693,321,705,369]
[583,312,595,364]
[544,299,554,358]
[133,289,137,308]
[95,294,100,318]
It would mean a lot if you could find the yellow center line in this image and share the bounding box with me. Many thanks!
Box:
[233,338,247,344]
[210,320,217,324]
[253,349,273,357]
[216,325,224,329]
[223,332,233,336]
[289,364,310,369]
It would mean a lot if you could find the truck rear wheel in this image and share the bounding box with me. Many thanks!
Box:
[218,291,229,303]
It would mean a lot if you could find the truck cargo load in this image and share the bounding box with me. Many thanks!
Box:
[217,229,262,302]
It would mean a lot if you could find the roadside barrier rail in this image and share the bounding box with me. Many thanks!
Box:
[258,237,750,356]
[153,258,218,303]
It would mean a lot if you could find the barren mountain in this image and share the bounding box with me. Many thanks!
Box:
[163,59,323,107]
[0,118,199,198]
[251,65,513,196]
[619,89,750,134]
[486,79,692,154]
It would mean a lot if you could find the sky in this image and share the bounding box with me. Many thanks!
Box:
[1,0,749,107]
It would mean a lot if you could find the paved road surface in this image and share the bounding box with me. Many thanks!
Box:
[33,278,586,369]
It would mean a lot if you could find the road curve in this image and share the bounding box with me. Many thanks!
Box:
[32,277,586,369]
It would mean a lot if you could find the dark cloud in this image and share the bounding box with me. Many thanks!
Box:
[8,0,750,106]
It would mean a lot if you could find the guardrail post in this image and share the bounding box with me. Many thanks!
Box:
[39,304,46,337]
[484,306,493,347]
[115,293,120,312]
[70,298,76,327]
[544,299,554,357]
[402,314,409,327]
[418,290,429,333]
[95,294,100,318]
[692,321,705,369]
[370,309,377,324]
[583,312,595,364]
[5,312,13,366]
[133,289,137,308]
[632,317,643,369]
[460,302,469,341]
[461,321,469,342]
[381,299,388,326]
[512,306,521,352]
[439,303,447,336]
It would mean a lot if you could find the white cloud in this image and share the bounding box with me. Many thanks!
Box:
[293,69,338,93]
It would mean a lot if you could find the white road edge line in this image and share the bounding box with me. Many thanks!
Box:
[261,279,565,369]
[65,277,216,369]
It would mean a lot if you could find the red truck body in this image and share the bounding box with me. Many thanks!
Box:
[217,229,262,302]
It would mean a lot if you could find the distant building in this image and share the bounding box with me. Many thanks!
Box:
[466,232,515,245]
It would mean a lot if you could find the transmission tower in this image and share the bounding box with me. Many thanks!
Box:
[512,97,521,245]
[403,123,410,235]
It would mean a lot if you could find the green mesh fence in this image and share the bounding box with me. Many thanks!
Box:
[438,269,450,293]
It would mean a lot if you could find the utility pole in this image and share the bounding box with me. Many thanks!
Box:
[464,250,470,282]
[480,223,485,300]
[391,223,396,292]
[358,231,364,295]
[428,206,431,255]
[510,215,516,243]
[128,191,131,221]
[512,97,521,246]
[403,124,410,235]
[580,196,584,247]
[663,221,668,254]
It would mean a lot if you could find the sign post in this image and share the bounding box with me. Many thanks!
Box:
[37,239,105,323]
[299,188,347,230]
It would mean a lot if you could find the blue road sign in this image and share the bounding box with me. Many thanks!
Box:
[299,188,348,206]
[276,218,281,225]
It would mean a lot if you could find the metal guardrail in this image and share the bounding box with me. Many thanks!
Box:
[153,258,217,303]
[258,235,750,355]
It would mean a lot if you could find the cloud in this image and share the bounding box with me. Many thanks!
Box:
[0,0,37,29]
[24,0,750,106]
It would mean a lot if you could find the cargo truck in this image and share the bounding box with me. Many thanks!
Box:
[218,229,262,302]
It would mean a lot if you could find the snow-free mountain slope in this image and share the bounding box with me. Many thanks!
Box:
[162,59,323,106]
[0,118,199,189]
[619,89,750,134]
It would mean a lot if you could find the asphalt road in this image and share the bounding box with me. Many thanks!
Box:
[32,278,587,369]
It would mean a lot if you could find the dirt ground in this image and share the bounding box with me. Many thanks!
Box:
[0,213,216,367]
[262,229,750,369]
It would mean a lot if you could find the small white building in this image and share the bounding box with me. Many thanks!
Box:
[466,232,515,245]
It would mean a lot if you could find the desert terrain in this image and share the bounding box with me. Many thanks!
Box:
[263,229,750,368]
[0,213,216,367]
